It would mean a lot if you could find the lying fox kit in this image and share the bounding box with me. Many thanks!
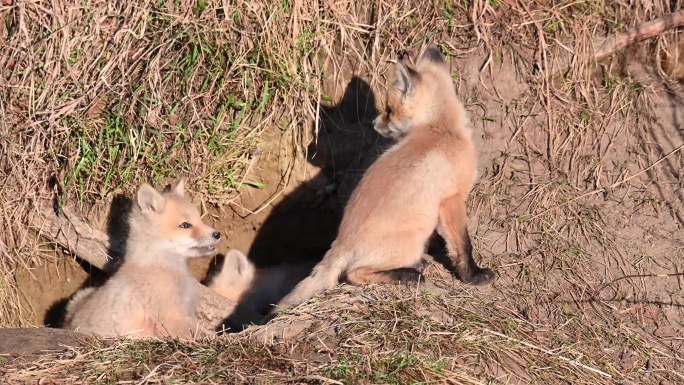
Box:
[275,44,496,312]
[209,249,315,316]
[64,181,220,339]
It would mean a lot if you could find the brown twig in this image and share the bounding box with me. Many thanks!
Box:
[285,375,344,385]
[594,10,684,62]
[558,10,684,74]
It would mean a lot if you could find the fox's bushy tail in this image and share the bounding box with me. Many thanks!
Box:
[63,287,96,328]
[271,252,347,313]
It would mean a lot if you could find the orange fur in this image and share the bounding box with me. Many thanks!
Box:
[274,44,496,313]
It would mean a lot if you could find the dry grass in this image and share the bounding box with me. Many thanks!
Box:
[0,280,679,384]
[1,0,684,383]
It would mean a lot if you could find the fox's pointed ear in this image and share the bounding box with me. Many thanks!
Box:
[173,180,185,197]
[213,249,255,287]
[137,183,166,214]
[393,62,417,96]
[225,249,255,278]
[418,43,446,66]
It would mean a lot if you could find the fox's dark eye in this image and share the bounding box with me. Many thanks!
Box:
[385,106,392,116]
[179,222,191,229]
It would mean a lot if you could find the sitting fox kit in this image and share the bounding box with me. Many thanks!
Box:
[64,181,221,339]
[276,44,496,311]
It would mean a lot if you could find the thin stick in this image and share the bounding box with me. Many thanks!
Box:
[370,0,382,64]
[596,271,683,294]
[526,143,684,221]
[594,10,684,62]
[557,10,684,74]
[485,329,612,379]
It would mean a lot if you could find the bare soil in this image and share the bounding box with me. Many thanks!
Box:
[0,328,88,357]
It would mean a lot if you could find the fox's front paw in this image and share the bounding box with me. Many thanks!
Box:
[463,268,496,286]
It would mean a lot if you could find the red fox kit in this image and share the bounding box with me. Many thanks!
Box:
[275,44,496,312]
[209,249,315,316]
[64,181,221,339]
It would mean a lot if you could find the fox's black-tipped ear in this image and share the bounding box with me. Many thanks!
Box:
[419,43,446,65]
[173,180,185,197]
[393,62,418,96]
[398,48,414,64]
[137,183,166,213]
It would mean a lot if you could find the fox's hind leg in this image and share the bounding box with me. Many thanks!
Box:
[346,266,424,285]
[437,193,496,286]
[346,245,426,285]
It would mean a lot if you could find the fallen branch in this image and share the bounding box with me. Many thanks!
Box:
[596,10,684,62]
[557,10,684,74]
[33,200,119,271]
[30,199,241,329]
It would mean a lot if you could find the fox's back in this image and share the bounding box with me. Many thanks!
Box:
[343,123,476,221]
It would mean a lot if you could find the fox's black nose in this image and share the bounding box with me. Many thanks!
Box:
[212,231,221,240]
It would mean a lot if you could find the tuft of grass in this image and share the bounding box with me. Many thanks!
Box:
[2,284,678,384]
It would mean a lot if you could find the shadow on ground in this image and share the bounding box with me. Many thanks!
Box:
[248,76,390,267]
[44,194,145,328]
[215,76,391,329]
